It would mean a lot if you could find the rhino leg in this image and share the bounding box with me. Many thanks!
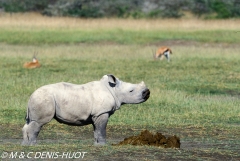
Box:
[92,113,109,146]
[22,93,55,145]
[22,121,43,145]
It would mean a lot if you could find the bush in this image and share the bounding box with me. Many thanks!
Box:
[160,0,185,18]
[192,0,211,18]
[210,0,232,18]
[0,0,50,12]
[232,0,240,17]
[1,0,25,12]
[0,0,240,19]
[43,0,104,18]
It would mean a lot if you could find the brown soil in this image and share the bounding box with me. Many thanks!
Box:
[113,130,180,148]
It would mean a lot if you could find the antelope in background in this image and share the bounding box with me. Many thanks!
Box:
[23,54,41,69]
[153,46,172,62]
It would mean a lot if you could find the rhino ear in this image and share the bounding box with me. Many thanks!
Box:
[107,74,119,87]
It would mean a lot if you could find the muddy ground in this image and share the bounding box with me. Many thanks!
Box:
[1,123,240,161]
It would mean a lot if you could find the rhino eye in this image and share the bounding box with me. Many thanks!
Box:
[129,90,134,93]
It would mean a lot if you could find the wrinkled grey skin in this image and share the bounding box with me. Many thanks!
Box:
[22,74,150,146]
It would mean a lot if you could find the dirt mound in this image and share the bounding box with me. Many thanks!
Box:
[113,130,180,148]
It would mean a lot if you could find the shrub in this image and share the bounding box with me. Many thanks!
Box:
[0,0,50,12]
[191,0,211,18]
[232,0,240,17]
[0,0,240,19]
[210,0,232,18]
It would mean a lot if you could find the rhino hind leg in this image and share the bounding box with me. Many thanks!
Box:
[22,121,43,145]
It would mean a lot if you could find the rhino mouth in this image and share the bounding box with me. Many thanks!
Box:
[142,89,150,100]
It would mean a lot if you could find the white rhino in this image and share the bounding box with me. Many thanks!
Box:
[22,74,150,145]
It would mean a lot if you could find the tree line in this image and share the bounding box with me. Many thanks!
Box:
[0,0,239,19]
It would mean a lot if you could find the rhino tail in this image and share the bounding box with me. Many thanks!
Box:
[25,107,30,124]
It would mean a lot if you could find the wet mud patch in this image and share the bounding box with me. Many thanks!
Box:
[113,130,180,148]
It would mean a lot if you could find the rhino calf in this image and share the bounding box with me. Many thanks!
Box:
[22,74,150,145]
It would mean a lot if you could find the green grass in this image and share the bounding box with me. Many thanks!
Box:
[0,28,239,45]
[0,44,239,127]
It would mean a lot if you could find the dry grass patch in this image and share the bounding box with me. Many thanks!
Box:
[0,12,240,31]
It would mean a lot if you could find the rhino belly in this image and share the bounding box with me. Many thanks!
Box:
[53,90,93,126]
[54,114,93,126]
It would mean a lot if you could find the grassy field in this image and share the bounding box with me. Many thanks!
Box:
[0,13,240,160]
[0,12,240,45]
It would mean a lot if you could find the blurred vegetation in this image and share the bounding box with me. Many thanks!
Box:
[0,0,240,19]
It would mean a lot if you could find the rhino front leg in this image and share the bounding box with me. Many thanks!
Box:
[92,113,109,146]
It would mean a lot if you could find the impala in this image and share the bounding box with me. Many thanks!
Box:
[153,46,172,62]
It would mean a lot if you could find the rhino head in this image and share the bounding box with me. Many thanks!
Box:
[105,74,150,105]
